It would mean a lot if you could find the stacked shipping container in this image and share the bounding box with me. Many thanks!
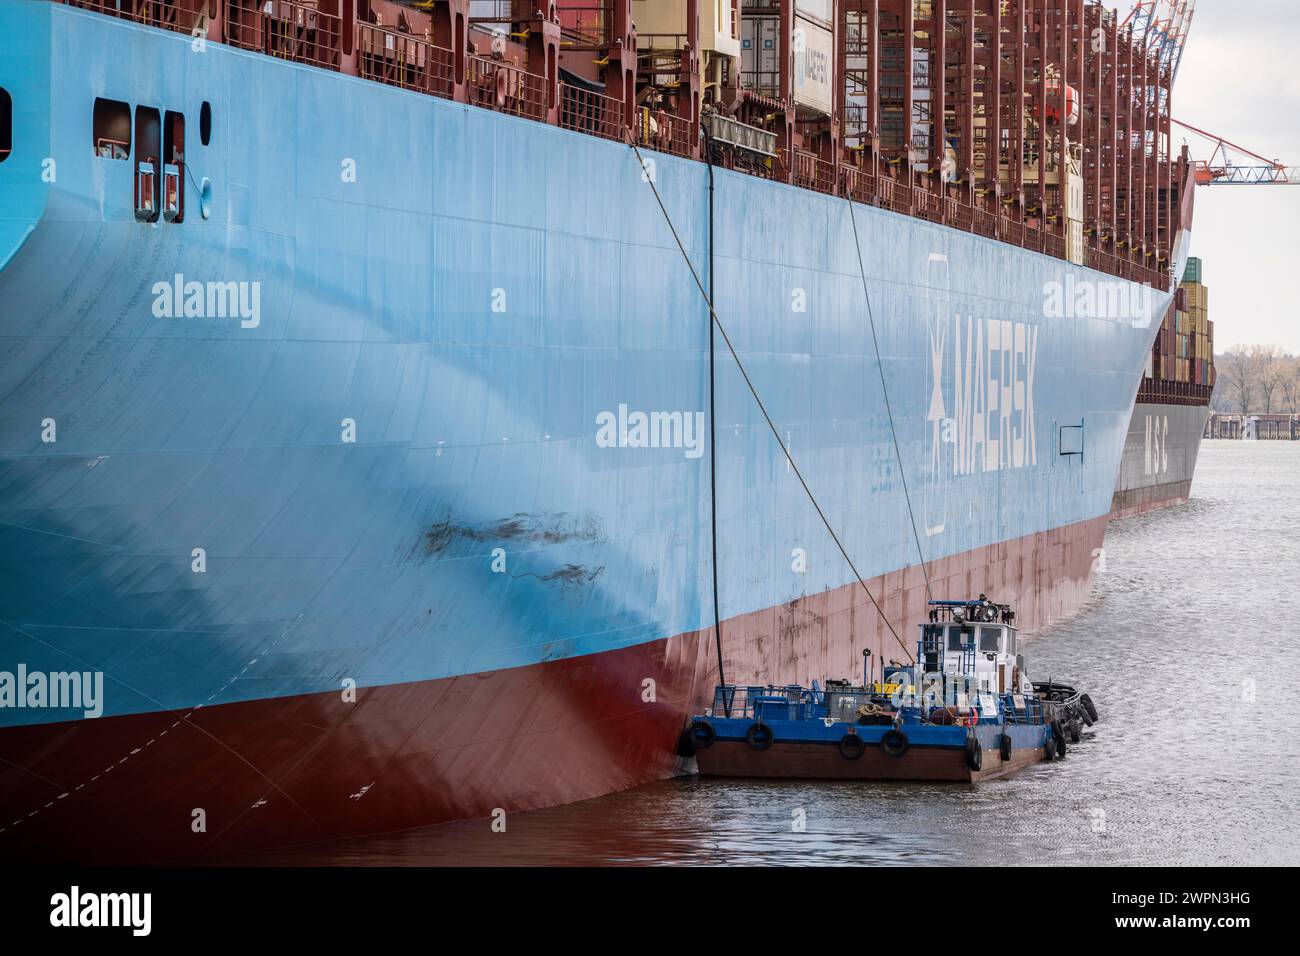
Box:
[1146,255,1214,398]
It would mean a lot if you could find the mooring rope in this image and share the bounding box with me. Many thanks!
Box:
[626,135,914,664]
[845,197,936,606]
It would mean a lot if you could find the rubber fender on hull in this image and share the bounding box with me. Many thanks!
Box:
[745,723,774,751]
[838,734,866,760]
[1081,694,1099,724]
[881,729,909,757]
[688,720,716,751]
[1051,720,1067,758]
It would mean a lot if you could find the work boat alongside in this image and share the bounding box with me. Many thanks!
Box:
[690,600,1098,783]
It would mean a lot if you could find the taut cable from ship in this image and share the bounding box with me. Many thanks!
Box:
[625,131,915,665]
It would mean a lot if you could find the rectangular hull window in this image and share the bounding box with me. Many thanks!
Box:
[93,97,131,160]
[134,106,161,222]
[0,88,11,163]
[163,110,185,222]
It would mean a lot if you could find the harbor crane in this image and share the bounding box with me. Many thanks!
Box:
[1173,120,1300,186]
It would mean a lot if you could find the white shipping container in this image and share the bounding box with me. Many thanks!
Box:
[792,16,833,115]
[741,16,781,95]
[795,0,833,28]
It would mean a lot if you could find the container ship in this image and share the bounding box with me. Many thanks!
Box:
[1111,255,1215,517]
[0,0,1194,862]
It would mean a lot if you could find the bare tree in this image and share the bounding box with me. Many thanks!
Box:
[1278,355,1300,415]
[1252,344,1285,413]
[1218,346,1254,414]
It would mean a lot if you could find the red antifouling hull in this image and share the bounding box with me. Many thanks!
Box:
[0,515,1105,863]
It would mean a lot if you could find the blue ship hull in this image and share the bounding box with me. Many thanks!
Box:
[0,3,1182,860]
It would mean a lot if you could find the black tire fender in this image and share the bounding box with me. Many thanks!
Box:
[965,735,983,772]
[999,733,1013,761]
[745,722,774,751]
[881,729,909,757]
[1081,693,1099,724]
[689,719,716,751]
[1051,719,1067,758]
[838,733,866,760]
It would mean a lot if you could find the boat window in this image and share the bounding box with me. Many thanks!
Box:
[135,106,160,162]
[92,97,131,160]
[0,88,11,163]
[200,100,211,145]
[979,627,1001,653]
[164,111,185,165]
[947,626,972,651]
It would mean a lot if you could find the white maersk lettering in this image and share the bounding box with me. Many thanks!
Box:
[950,315,1036,476]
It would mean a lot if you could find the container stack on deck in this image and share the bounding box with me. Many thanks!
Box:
[1140,256,1214,404]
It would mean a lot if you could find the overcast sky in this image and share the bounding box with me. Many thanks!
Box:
[1148,0,1300,352]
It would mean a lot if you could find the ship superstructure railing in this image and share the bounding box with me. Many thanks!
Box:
[466,54,548,123]
[52,0,1174,293]
[64,0,188,32]
[778,149,835,195]
[358,22,455,99]
[635,109,699,159]
[225,0,342,72]
[559,83,624,143]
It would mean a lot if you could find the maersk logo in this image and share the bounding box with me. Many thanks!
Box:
[595,404,705,459]
[929,316,1038,476]
[1042,276,1157,327]
[152,273,261,328]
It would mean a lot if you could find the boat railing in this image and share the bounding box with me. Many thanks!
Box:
[1000,693,1048,726]
[559,83,624,143]
[776,149,836,195]
[225,0,342,72]
[972,206,998,238]
[358,23,455,100]
[710,685,824,722]
[466,55,548,123]
[840,165,876,205]
[64,0,187,32]
[635,109,699,159]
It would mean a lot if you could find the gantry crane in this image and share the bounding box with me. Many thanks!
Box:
[1173,120,1300,186]
[1124,0,1196,83]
